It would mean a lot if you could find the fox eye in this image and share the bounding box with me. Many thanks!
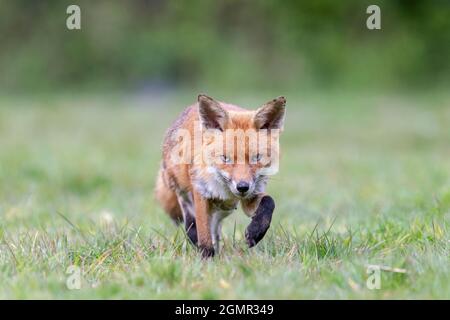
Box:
[251,153,263,163]
[221,155,232,164]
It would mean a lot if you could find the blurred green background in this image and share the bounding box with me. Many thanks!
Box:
[1,0,449,94]
[1,1,450,299]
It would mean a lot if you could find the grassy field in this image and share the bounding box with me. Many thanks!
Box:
[0,92,449,299]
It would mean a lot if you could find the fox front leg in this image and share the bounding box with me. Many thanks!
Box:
[193,191,215,258]
[176,191,198,245]
[242,195,275,248]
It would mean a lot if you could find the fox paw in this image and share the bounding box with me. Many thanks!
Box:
[245,196,275,248]
[199,245,215,259]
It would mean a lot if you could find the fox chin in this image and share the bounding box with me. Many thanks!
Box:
[155,94,286,258]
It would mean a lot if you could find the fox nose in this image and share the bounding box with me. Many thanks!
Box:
[236,181,250,194]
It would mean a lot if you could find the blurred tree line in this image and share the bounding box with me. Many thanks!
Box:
[0,0,449,93]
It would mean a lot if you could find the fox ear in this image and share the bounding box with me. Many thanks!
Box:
[198,94,229,131]
[254,96,286,130]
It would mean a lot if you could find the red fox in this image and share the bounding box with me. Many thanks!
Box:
[155,94,286,258]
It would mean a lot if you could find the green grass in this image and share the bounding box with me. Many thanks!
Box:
[0,92,449,299]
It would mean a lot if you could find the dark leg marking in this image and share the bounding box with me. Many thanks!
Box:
[245,195,275,248]
[177,192,198,246]
[184,212,198,245]
[199,245,215,259]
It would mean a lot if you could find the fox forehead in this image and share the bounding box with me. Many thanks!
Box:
[208,101,257,130]
[225,110,257,130]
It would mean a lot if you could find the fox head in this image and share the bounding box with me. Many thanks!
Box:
[194,94,286,200]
